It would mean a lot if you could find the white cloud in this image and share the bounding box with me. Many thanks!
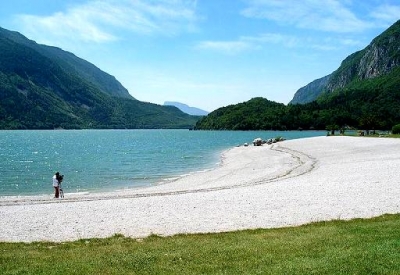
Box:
[196,32,363,55]
[338,38,363,46]
[13,0,199,45]
[195,40,254,55]
[241,0,372,33]
[16,11,117,44]
[195,33,299,55]
[196,1,394,56]
[370,4,400,26]
[242,33,300,48]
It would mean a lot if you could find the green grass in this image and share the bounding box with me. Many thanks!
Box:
[1,214,400,274]
[343,132,400,138]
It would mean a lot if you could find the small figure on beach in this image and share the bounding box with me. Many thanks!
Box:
[52,172,63,198]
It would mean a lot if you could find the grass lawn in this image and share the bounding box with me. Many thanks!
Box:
[1,214,400,275]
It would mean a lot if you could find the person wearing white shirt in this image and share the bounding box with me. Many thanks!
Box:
[52,172,61,198]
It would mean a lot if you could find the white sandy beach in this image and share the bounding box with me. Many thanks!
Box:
[1,136,400,242]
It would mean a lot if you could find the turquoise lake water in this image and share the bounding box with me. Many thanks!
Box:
[0,130,325,196]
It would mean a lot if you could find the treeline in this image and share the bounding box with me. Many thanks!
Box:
[195,68,400,131]
[0,72,199,130]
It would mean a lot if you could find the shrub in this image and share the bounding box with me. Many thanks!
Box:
[392,124,400,134]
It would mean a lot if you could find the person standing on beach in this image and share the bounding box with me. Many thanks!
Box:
[52,172,61,198]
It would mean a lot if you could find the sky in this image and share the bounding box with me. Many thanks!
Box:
[0,1,399,112]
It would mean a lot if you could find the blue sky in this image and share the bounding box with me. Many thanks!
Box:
[1,0,399,111]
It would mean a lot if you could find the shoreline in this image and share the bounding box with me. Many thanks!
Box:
[1,136,400,242]
[0,142,309,205]
[0,130,327,197]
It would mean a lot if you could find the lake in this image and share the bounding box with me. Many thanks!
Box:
[0,130,325,196]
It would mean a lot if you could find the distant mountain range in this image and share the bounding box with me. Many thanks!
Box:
[0,27,198,129]
[196,20,400,131]
[164,101,209,116]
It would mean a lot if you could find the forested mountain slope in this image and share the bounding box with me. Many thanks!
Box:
[290,75,331,105]
[290,20,400,104]
[196,20,400,131]
[0,27,198,129]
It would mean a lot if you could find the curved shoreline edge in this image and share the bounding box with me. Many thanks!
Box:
[1,136,400,242]
[0,141,315,206]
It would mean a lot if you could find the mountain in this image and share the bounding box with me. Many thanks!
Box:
[0,27,199,129]
[195,97,286,130]
[290,19,400,104]
[164,101,209,116]
[289,75,331,104]
[196,20,400,131]
[0,27,132,100]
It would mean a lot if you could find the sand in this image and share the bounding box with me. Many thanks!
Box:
[1,136,400,242]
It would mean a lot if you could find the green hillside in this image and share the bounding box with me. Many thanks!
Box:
[0,27,199,129]
[195,98,286,130]
[196,20,400,131]
[195,67,400,131]
[290,20,400,105]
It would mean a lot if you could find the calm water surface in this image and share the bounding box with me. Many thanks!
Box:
[0,130,325,196]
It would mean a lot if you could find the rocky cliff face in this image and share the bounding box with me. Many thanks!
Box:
[289,74,331,104]
[357,36,400,79]
[290,20,400,104]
